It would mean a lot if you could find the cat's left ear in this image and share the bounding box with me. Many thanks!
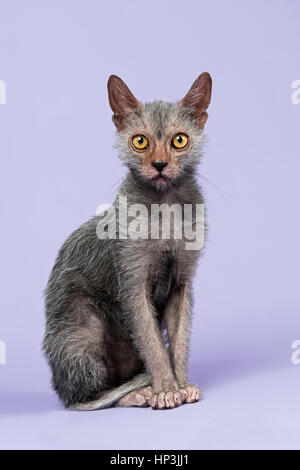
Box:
[179,72,212,128]
[107,75,142,131]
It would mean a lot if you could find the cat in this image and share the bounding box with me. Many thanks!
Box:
[43,72,212,410]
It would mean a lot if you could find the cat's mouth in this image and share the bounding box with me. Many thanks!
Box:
[150,173,173,188]
[152,174,169,181]
[141,167,176,188]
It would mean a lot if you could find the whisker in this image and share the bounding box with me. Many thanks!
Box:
[103,175,126,201]
[196,172,227,203]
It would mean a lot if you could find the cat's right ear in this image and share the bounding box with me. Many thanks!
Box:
[107,75,142,132]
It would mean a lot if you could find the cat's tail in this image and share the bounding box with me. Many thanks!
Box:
[71,373,151,411]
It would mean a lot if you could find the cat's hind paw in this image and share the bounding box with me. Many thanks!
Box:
[117,386,152,408]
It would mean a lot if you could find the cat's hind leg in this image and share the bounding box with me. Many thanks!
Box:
[44,297,112,408]
[44,295,150,410]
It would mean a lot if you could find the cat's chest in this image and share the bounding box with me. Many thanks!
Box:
[149,250,178,311]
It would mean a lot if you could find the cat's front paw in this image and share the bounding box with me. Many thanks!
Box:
[179,384,201,404]
[151,381,184,409]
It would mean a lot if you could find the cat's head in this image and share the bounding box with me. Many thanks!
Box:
[107,73,212,191]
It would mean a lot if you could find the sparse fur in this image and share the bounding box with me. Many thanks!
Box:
[43,73,212,410]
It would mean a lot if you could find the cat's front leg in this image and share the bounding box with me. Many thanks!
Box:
[124,280,184,409]
[164,284,201,404]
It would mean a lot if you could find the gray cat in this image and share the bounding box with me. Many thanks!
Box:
[43,72,212,410]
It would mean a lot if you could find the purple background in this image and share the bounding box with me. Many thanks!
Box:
[0,0,299,450]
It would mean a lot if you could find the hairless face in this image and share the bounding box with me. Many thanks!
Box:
[107,73,212,190]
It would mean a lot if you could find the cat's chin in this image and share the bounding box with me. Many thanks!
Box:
[130,168,175,192]
[150,175,173,191]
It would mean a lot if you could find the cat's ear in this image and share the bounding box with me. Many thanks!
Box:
[107,75,142,131]
[179,72,212,128]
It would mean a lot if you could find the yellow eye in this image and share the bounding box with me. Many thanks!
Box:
[132,135,149,150]
[172,133,189,149]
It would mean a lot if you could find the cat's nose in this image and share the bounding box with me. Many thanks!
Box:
[152,161,168,173]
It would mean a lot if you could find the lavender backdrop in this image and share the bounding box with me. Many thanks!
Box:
[0,0,299,450]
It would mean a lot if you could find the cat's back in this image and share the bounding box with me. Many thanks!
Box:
[46,214,116,294]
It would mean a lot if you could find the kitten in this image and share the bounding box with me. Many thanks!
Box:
[43,72,212,410]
